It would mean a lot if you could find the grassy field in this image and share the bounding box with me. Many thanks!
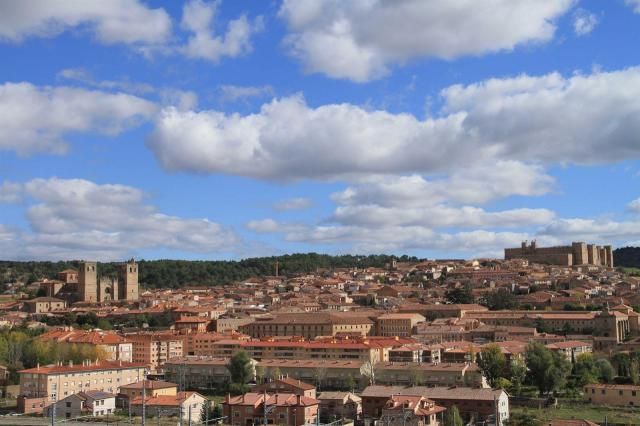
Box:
[512,401,640,425]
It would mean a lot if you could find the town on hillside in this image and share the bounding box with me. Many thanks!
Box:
[2,242,640,425]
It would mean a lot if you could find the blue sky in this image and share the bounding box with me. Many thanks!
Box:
[1,0,640,261]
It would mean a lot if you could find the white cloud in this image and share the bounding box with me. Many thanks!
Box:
[180,0,263,62]
[0,178,238,260]
[628,198,640,214]
[0,0,171,45]
[0,82,156,156]
[278,0,575,81]
[573,9,599,36]
[538,218,640,245]
[218,84,274,103]
[0,181,22,203]
[149,67,640,180]
[626,0,640,13]
[333,162,554,207]
[273,197,313,211]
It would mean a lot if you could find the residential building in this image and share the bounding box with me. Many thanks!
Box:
[376,313,425,337]
[379,395,445,426]
[223,392,319,426]
[130,391,207,421]
[17,360,146,414]
[239,313,375,339]
[45,390,116,419]
[361,385,509,426]
[317,392,362,422]
[254,378,316,398]
[584,384,640,407]
[118,379,177,400]
[127,333,183,371]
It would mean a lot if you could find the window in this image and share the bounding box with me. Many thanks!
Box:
[66,402,71,408]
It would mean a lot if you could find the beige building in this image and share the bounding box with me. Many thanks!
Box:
[239,313,375,339]
[585,384,640,407]
[24,297,66,313]
[505,241,613,267]
[376,313,425,337]
[130,391,207,421]
[127,333,183,371]
[18,360,146,414]
[119,379,177,400]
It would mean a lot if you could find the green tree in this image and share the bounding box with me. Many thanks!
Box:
[509,358,527,395]
[595,358,614,383]
[443,405,463,426]
[573,353,598,387]
[525,342,571,396]
[611,352,631,376]
[446,283,474,304]
[477,344,506,388]
[200,399,213,424]
[485,288,518,310]
[226,350,253,392]
[343,374,356,392]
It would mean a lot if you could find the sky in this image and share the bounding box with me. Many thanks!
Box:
[1,0,640,261]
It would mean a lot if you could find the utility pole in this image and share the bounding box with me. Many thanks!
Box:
[189,405,192,426]
[50,394,56,426]
[142,370,147,426]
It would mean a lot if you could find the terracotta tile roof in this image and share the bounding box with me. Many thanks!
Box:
[19,360,145,374]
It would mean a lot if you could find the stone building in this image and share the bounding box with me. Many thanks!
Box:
[42,260,139,304]
[504,241,613,267]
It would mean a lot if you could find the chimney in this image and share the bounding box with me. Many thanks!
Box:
[69,360,73,367]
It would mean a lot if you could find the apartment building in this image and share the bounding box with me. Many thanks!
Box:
[17,360,146,414]
[127,333,183,371]
[223,392,319,426]
[376,313,425,337]
[164,356,256,389]
[40,329,133,362]
[239,313,375,339]
[362,386,509,426]
[118,379,177,400]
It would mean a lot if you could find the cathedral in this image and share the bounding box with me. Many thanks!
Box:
[41,259,139,303]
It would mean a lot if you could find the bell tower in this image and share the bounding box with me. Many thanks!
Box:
[118,259,139,301]
[78,261,98,302]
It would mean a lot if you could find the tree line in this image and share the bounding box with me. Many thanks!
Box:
[0,254,418,289]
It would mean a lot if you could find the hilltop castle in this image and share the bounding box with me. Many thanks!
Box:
[41,259,139,303]
[505,241,613,267]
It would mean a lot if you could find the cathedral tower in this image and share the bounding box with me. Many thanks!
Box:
[78,261,97,302]
[118,259,139,301]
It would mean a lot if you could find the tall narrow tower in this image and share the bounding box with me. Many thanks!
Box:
[118,259,139,301]
[78,261,98,303]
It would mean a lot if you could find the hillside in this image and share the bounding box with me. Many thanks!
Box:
[613,247,640,268]
[0,253,418,289]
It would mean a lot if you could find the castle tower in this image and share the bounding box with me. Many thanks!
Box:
[118,259,139,301]
[78,261,98,303]
[598,247,606,266]
[604,245,614,268]
[571,242,588,265]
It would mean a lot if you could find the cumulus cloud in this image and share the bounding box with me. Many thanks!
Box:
[273,197,313,211]
[0,178,238,260]
[0,0,171,44]
[573,9,599,36]
[149,67,640,180]
[0,82,156,156]
[278,0,575,81]
[180,0,263,62]
[333,162,554,207]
